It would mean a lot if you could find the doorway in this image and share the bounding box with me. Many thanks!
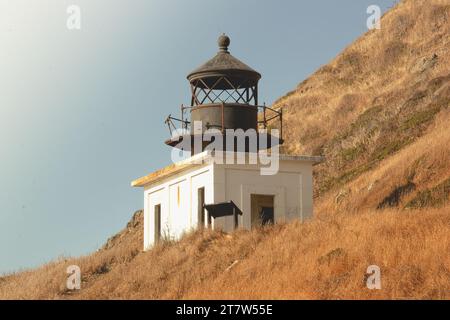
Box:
[250,194,274,227]
[197,187,205,228]
[154,204,161,243]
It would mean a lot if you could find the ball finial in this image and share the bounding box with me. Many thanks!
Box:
[218,33,230,52]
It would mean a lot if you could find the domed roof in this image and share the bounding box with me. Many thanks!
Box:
[187,34,261,89]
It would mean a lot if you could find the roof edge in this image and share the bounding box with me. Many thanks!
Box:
[131,151,324,188]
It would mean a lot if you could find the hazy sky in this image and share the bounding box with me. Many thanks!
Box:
[0,0,394,274]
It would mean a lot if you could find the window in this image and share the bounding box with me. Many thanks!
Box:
[197,187,205,228]
[154,204,161,243]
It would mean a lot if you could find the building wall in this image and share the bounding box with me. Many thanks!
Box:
[142,159,314,250]
[212,160,314,232]
[143,164,213,250]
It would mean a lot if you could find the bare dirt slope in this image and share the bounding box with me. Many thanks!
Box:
[1,0,449,299]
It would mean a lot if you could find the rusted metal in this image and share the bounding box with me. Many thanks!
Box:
[280,108,283,142]
[165,114,190,136]
[221,102,225,133]
[190,103,258,133]
[187,34,261,90]
[164,34,284,153]
[263,103,267,129]
[187,34,260,107]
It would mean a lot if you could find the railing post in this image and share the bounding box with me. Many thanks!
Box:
[263,103,267,129]
[221,102,225,134]
[280,107,283,142]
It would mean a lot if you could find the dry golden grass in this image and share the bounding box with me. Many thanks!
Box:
[0,0,449,300]
[275,0,450,202]
[0,207,448,300]
[316,108,450,214]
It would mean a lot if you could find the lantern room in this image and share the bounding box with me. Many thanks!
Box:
[165,34,283,153]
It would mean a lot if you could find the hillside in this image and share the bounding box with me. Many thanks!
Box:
[1,0,449,299]
[274,0,450,214]
[0,208,448,299]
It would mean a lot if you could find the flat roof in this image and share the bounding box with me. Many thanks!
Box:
[131,151,324,188]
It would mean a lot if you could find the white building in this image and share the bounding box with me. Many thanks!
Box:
[132,152,321,250]
[131,34,321,250]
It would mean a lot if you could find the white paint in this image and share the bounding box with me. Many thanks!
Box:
[139,153,319,250]
[143,164,213,250]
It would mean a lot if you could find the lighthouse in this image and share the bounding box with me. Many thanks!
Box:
[132,35,321,250]
[165,34,283,155]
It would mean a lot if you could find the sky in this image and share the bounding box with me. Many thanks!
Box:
[0,0,395,274]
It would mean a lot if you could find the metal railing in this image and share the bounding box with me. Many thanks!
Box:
[164,103,284,143]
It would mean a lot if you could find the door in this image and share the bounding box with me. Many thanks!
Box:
[154,204,161,243]
[250,194,274,227]
[259,207,274,225]
[197,187,205,228]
